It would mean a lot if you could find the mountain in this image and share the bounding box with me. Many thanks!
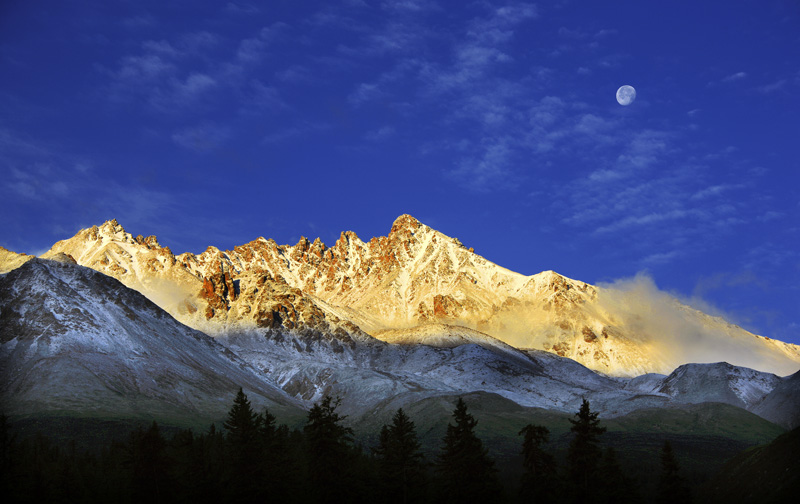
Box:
[0,258,301,424]
[178,320,800,428]
[0,246,34,274]
[37,215,800,377]
[0,256,796,430]
[657,362,781,410]
[753,370,800,429]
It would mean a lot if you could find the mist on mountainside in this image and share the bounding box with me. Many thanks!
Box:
[595,274,800,376]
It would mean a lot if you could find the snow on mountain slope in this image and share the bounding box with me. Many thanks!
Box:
[34,215,800,377]
[41,220,202,314]
[0,258,301,421]
[657,362,781,410]
[613,361,800,428]
[219,324,648,419]
[0,246,34,274]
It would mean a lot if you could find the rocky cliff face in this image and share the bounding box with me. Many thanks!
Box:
[34,215,800,377]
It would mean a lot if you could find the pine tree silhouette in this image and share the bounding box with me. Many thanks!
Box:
[657,440,692,504]
[374,408,427,504]
[223,387,265,502]
[435,398,503,503]
[304,395,358,503]
[223,387,261,447]
[598,446,640,504]
[519,423,558,503]
[567,399,606,504]
[126,421,172,504]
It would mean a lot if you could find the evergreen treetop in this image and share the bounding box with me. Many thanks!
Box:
[567,398,607,504]
[374,408,426,504]
[223,387,261,446]
[657,440,692,504]
[435,398,502,503]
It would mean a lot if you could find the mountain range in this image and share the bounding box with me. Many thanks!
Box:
[1,215,799,431]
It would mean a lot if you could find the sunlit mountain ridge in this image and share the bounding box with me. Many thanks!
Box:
[23,214,800,378]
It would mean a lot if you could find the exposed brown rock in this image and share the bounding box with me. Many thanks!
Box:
[433,294,462,319]
[552,341,570,357]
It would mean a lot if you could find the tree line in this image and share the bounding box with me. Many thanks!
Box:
[0,392,692,504]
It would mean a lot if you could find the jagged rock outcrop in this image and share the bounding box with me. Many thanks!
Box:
[20,215,800,377]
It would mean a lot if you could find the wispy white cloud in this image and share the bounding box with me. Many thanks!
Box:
[708,71,748,87]
[242,79,290,112]
[722,71,747,82]
[381,0,438,13]
[0,128,51,158]
[557,27,588,39]
[364,125,396,142]
[743,242,800,271]
[422,5,535,94]
[113,53,175,83]
[293,1,543,190]
[448,138,519,192]
[103,23,283,111]
[757,79,787,94]
[121,15,156,30]
[172,122,231,151]
[690,183,742,201]
[236,26,277,63]
[348,82,387,106]
[173,72,217,100]
[179,31,221,53]
[594,29,617,38]
[262,121,330,144]
[141,39,180,58]
[225,2,261,15]
[547,120,775,269]
[275,65,313,83]
[0,128,189,253]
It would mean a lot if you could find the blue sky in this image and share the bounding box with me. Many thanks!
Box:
[2,1,799,344]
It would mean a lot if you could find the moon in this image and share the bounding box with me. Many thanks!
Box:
[616,85,636,106]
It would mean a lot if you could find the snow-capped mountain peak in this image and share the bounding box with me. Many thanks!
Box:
[18,215,800,378]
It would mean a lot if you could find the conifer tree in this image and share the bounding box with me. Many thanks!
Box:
[567,399,606,504]
[435,398,503,503]
[261,408,298,504]
[657,441,692,504]
[519,423,558,503]
[223,387,261,447]
[374,408,427,504]
[304,395,358,503]
[597,447,640,504]
[223,387,265,502]
[126,421,172,504]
